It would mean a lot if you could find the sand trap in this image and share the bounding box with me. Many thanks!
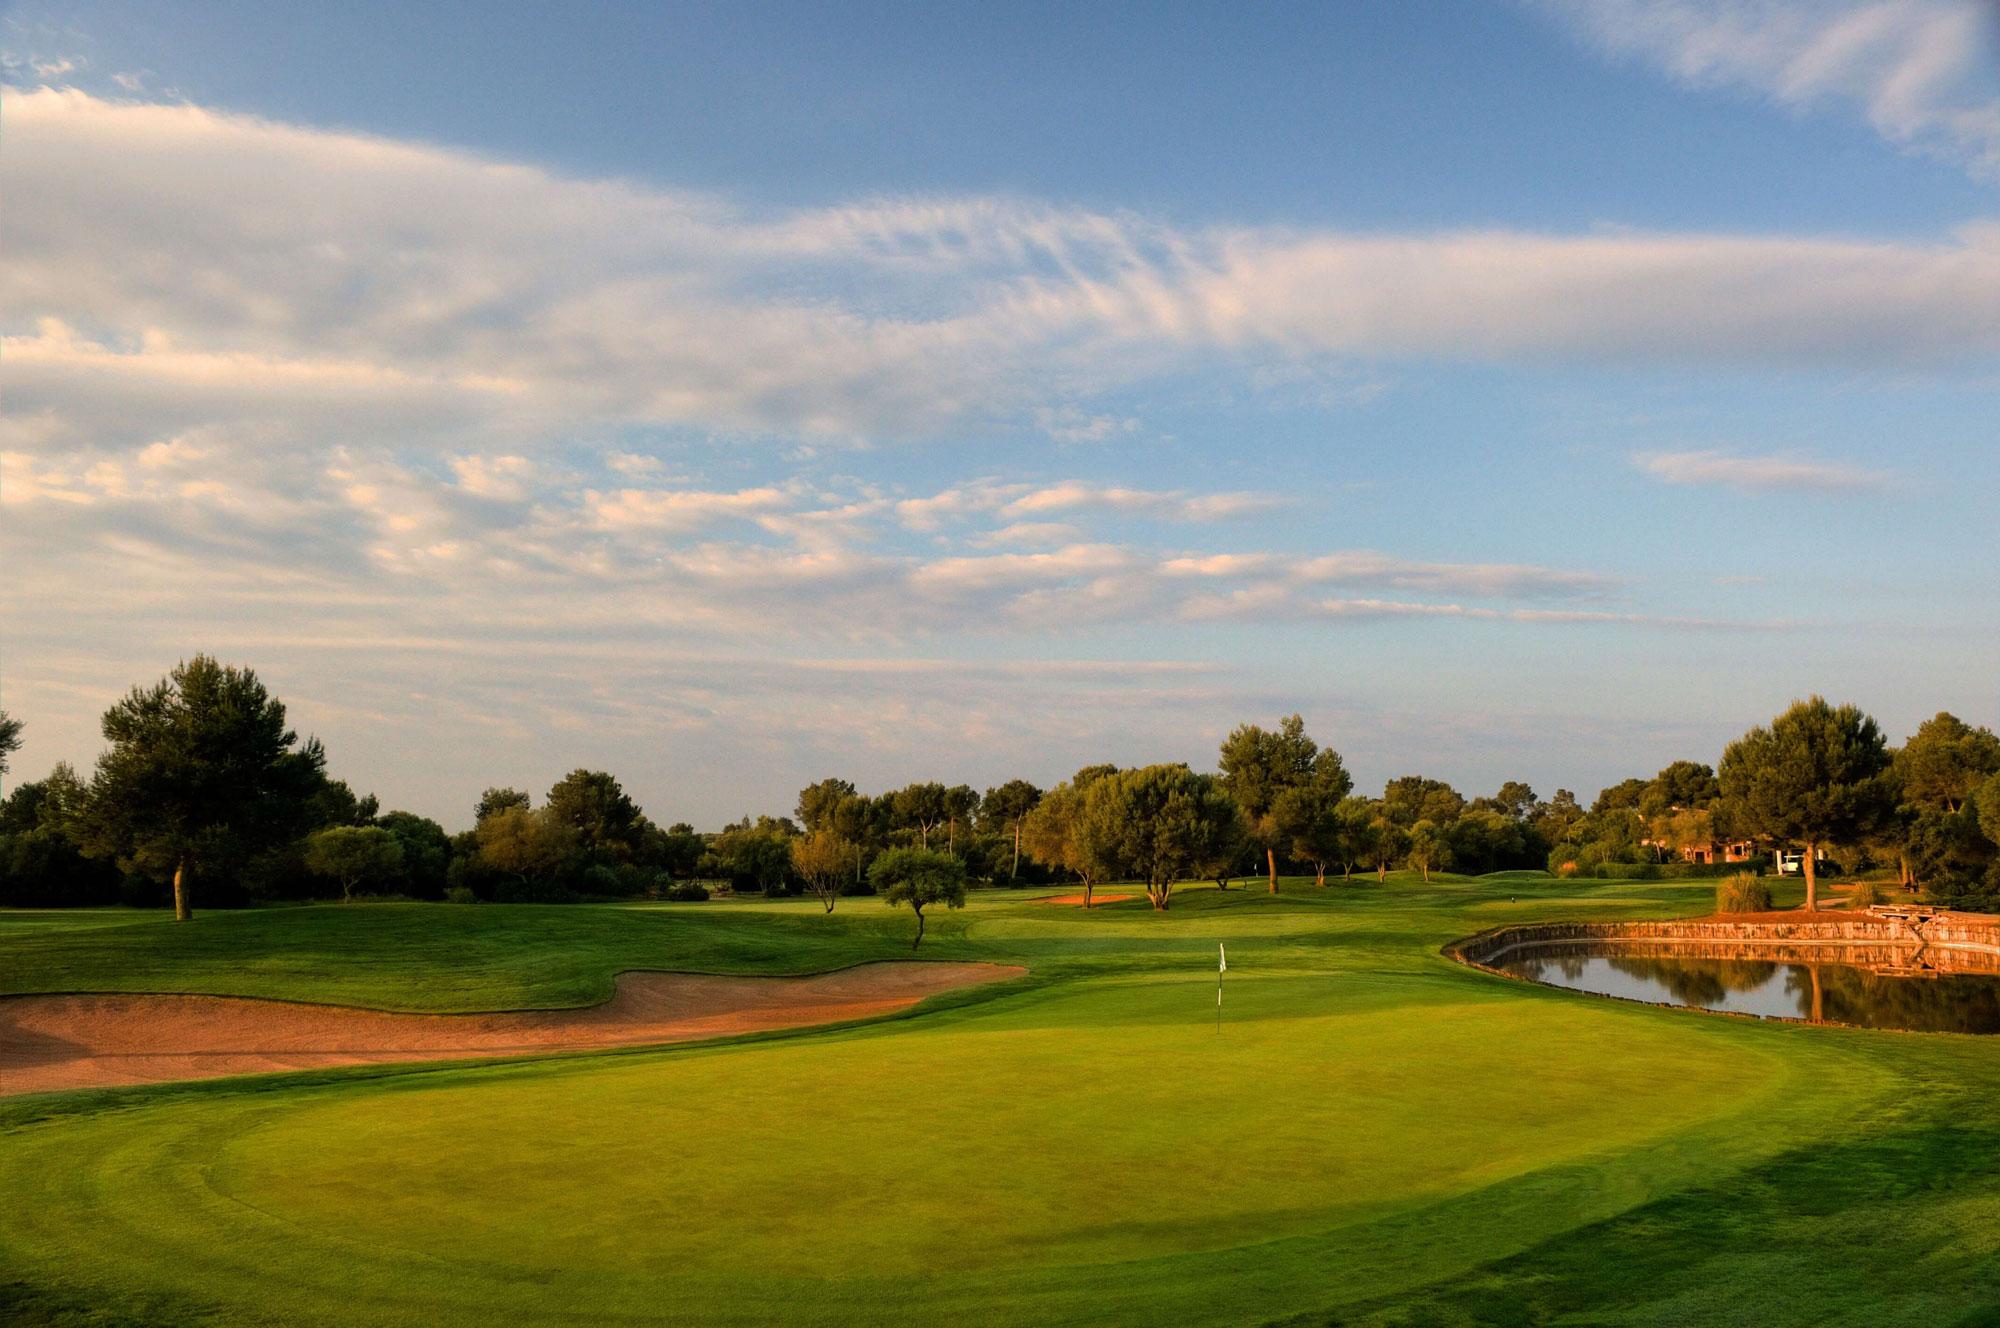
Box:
[0,961,1025,1098]
[1042,893,1134,907]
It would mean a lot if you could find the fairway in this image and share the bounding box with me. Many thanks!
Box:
[4,877,2000,1326]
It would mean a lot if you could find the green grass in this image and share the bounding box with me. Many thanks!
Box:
[0,873,1990,1326]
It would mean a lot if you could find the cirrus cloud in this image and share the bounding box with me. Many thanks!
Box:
[1633,448,1895,493]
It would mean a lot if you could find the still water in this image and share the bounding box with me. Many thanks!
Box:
[1494,943,2000,1033]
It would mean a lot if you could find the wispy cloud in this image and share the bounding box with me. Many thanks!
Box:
[1633,448,1894,493]
[1534,0,2000,178]
[1313,598,1790,631]
[6,85,2000,478]
[1000,482,1287,523]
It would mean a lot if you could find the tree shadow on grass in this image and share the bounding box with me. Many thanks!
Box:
[1301,1124,2000,1328]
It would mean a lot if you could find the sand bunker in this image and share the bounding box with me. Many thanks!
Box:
[1042,893,1134,907]
[0,961,1024,1098]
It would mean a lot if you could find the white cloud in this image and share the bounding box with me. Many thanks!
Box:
[1535,0,2000,178]
[1633,448,1893,492]
[970,521,1082,547]
[6,85,1999,480]
[1035,406,1139,444]
[449,454,539,501]
[1001,482,1286,522]
[892,482,1025,531]
[1293,551,1618,600]
[1311,598,1778,631]
[605,451,668,477]
[907,543,1136,597]
[584,485,794,533]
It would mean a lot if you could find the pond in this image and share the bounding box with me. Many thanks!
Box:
[1493,942,2000,1034]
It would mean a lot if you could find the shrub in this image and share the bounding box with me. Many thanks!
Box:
[1716,872,1773,914]
[664,881,710,902]
[444,885,478,905]
[1847,880,1884,908]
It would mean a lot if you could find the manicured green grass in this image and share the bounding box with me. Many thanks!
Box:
[0,873,1990,1326]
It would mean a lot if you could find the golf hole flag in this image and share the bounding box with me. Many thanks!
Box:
[1217,943,1227,1027]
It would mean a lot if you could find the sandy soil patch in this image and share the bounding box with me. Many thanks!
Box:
[0,961,1024,1097]
[1041,893,1135,907]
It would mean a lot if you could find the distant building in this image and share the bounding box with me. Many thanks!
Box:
[1638,829,1756,865]
[1675,838,1756,866]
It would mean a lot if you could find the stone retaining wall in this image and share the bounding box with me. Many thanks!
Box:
[1447,911,2000,978]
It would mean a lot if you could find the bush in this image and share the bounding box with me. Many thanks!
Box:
[444,885,478,905]
[1847,880,1884,908]
[1716,872,1773,914]
[0,830,122,907]
[663,881,710,902]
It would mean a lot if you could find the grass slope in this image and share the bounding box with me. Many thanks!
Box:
[2,872,1990,1327]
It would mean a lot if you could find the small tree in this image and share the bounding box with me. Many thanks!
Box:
[1219,714,1333,892]
[1272,785,1335,886]
[544,769,648,863]
[1640,761,1721,818]
[711,817,796,893]
[1333,796,1379,879]
[1382,776,1466,828]
[1896,713,2000,813]
[941,784,980,856]
[791,829,857,913]
[1077,764,1242,911]
[795,777,860,833]
[304,825,405,902]
[1268,750,1355,887]
[475,805,576,888]
[79,657,328,921]
[890,782,949,849]
[980,779,1043,879]
[1486,780,1538,820]
[1720,697,1892,911]
[377,811,453,897]
[1406,819,1452,882]
[1370,814,1409,882]
[870,846,967,948]
[1649,807,1715,864]
[1020,778,1107,906]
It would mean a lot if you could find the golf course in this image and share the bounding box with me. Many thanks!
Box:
[6,873,2000,1327]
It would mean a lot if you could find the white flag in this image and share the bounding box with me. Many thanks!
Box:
[1219,942,1227,973]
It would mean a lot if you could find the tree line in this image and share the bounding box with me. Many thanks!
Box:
[2,658,1997,921]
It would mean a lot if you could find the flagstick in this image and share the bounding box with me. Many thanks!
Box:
[1216,941,1225,1033]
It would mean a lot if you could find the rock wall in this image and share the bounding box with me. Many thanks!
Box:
[1447,911,2000,978]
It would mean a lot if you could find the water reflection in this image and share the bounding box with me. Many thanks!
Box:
[1496,943,2000,1033]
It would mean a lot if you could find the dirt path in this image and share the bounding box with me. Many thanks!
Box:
[0,961,1025,1097]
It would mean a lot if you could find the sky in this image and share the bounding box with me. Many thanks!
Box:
[2,0,1997,830]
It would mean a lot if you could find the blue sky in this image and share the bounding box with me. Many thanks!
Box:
[3,1,1997,828]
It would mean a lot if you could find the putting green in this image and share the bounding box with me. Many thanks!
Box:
[2,878,1994,1326]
